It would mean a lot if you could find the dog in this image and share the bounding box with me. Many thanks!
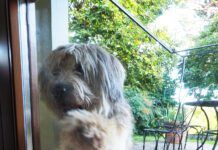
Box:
[38,44,133,150]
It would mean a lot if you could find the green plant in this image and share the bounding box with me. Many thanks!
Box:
[165,107,184,124]
[124,87,152,134]
[124,87,179,134]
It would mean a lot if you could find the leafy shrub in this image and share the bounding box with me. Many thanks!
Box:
[125,87,180,134]
[124,87,152,134]
[163,107,184,124]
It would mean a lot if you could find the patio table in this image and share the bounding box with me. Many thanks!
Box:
[184,100,218,150]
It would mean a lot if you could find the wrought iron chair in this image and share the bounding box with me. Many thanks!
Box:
[143,122,188,150]
[184,125,205,149]
[142,103,193,150]
[142,57,198,150]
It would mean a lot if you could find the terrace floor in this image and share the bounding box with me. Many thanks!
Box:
[133,142,214,150]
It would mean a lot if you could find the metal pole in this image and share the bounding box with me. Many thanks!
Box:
[109,0,175,54]
[177,44,218,53]
[186,49,218,56]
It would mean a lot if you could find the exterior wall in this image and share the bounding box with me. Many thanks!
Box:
[35,0,68,149]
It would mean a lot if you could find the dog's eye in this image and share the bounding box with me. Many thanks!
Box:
[52,68,61,76]
[75,64,83,75]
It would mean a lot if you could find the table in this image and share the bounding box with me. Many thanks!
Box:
[184,100,218,150]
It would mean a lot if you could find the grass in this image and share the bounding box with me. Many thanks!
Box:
[133,134,216,145]
[133,135,155,143]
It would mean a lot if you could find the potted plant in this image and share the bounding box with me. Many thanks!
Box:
[163,107,186,144]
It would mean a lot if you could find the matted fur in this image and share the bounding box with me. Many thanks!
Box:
[39,44,133,150]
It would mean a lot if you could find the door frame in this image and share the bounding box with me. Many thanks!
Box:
[0,0,40,149]
[0,0,18,149]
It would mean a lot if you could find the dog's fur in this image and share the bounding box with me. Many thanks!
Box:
[39,44,133,150]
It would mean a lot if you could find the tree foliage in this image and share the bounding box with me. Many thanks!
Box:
[68,0,179,133]
[184,14,218,100]
[69,0,176,94]
[150,72,177,107]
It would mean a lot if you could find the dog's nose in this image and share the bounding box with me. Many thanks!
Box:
[52,83,72,99]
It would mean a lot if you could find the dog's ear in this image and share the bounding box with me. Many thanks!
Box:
[93,46,126,103]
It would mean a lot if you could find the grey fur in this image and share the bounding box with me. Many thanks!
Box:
[39,44,128,117]
[38,44,133,149]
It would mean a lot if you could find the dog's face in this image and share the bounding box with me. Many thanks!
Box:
[39,44,126,117]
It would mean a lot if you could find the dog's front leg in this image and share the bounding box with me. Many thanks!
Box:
[59,110,109,150]
[59,110,131,150]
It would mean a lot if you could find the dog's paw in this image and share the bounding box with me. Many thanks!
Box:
[61,110,107,150]
[80,121,106,149]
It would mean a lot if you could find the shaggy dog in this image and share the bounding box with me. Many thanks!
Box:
[39,44,133,150]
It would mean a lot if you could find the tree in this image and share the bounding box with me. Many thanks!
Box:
[69,0,176,94]
[151,72,177,107]
[184,14,218,100]
[68,0,180,133]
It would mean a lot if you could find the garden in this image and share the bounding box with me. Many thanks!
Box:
[68,0,218,149]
